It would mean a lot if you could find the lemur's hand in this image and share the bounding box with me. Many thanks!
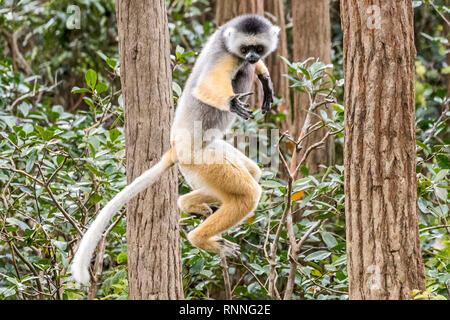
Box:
[230,92,254,120]
[258,74,274,114]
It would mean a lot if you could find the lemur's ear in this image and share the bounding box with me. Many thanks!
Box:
[224,27,236,39]
[271,25,281,36]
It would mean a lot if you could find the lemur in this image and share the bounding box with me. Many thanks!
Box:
[71,14,280,284]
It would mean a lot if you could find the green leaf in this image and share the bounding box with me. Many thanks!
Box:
[434,187,447,202]
[173,82,182,97]
[117,253,128,265]
[106,58,118,69]
[109,128,121,142]
[261,180,285,189]
[416,140,430,153]
[88,193,102,205]
[85,163,102,177]
[83,97,95,110]
[96,82,108,94]
[433,169,449,182]
[71,86,91,94]
[18,102,32,117]
[248,282,261,294]
[436,155,450,169]
[85,69,97,90]
[51,240,67,251]
[417,198,430,213]
[189,259,204,274]
[6,218,30,231]
[0,116,16,130]
[26,152,36,172]
[305,250,331,262]
[300,166,309,176]
[321,232,338,249]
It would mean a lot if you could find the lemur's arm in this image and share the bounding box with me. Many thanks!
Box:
[255,60,274,114]
[193,55,254,120]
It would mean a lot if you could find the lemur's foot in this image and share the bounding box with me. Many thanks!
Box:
[188,204,214,217]
[218,238,241,258]
[190,203,221,217]
[230,92,254,120]
[209,205,220,213]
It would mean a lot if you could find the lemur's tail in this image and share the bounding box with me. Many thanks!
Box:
[71,149,176,284]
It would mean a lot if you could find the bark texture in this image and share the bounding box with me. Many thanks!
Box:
[116,0,183,300]
[341,0,426,300]
[215,0,264,108]
[292,0,334,173]
[264,0,291,126]
[215,0,264,25]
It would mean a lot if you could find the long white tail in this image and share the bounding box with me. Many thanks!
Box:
[71,149,175,284]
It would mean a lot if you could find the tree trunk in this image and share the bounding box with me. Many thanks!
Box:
[341,0,426,300]
[116,0,184,300]
[215,0,264,109]
[292,0,334,173]
[215,0,264,25]
[264,0,291,128]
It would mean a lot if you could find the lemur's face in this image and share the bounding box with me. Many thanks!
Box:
[224,26,280,64]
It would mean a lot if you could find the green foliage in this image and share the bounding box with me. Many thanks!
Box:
[0,55,127,299]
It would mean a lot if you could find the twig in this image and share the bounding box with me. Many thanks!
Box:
[36,165,83,236]
[429,0,450,27]
[11,27,33,75]
[420,225,450,232]
[7,240,21,279]
[267,186,291,299]
[284,220,323,300]
[9,241,44,299]
[0,167,45,186]
[220,252,232,300]
[237,261,269,295]
[423,105,449,145]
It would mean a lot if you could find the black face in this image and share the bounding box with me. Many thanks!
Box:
[240,45,265,64]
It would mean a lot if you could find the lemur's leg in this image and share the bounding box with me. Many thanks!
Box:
[181,148,262,256]
[178,188,221,217]
[210,140,262,181]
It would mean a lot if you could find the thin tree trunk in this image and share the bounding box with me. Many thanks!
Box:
[264,0,291,129]
[341,0,426,300]
[215,0,264,109]
[116,0,183,300]
[215,0,264,25]
[292,0,334,173]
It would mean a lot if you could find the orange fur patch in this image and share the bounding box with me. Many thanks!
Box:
[192,55,239,110]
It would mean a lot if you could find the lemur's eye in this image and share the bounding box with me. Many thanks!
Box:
[241,46,249,54]
[256,45,264,54]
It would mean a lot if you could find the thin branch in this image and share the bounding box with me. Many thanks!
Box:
[9,241,44,299]
[36,165,83,236]
[429,0,450,27]
[420,225,450,232]
[284,220,323,300]
[0,166,45,186]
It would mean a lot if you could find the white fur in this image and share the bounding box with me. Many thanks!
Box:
[224,29,279,60]
[271,25,280,36]
[71,154,173,284]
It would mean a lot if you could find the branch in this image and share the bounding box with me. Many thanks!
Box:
[420,225,450,232]
[220,252,232,300]
[283,219,323,300]
[429,0,450,27]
